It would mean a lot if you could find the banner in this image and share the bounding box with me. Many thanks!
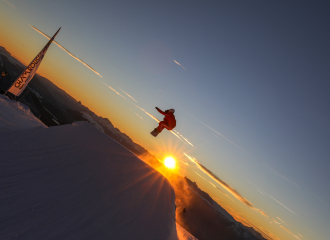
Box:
[6,27,61,96]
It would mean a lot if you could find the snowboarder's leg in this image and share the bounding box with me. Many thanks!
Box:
[151,122,169,137]
[157,121,170,133]
[151,121,174,137]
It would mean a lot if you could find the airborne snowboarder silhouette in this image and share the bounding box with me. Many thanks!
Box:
[151,107,176,137]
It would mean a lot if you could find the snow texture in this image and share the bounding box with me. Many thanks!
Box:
[0,95,46,131]
[176,224,199,240]
[0,95,197,240]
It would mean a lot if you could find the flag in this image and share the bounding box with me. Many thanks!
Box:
[6,27,61,96]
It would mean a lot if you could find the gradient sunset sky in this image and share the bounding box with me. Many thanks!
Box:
[1,1,330,239]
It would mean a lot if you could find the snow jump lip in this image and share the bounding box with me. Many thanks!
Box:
[0,121,177,240]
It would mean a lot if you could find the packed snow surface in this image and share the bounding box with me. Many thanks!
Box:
[0,95,46,130]
[0,95,197,240]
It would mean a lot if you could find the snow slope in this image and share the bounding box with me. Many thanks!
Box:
[0,95,197,240]
[0,95,46,130]
[176,224,199,240]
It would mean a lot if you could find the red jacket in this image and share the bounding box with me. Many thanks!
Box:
[157,108,176,129]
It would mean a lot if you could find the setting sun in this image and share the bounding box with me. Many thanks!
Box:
[164,157,176,169]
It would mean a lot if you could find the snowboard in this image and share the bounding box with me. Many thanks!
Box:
[151,128,159,137]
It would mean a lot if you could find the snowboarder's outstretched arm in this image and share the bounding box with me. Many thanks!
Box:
[155,107,166,115]
[156,107,173,116]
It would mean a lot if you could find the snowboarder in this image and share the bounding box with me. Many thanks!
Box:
[151,107,176,137]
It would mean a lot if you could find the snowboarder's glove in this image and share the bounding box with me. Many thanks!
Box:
[155,107,159,110]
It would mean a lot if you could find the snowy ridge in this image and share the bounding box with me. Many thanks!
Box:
[183,177,235,223]
[81,111,105,132]
[177,177,265,240]
[0,95,45,130]
[0,47,25,68]
[79,109,146,155]
[176,224,199,240]
[0,96,198,240]
[0,49,145,156]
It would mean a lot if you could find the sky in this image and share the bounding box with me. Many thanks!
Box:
[1,1,330,239]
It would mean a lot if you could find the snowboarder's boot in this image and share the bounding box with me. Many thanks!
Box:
[151,128,160,137]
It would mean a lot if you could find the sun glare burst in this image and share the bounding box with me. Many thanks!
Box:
[164,157,176,169]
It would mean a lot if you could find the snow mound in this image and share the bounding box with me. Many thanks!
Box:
[81,111,105,132]
[176,224,199,240]
[0,96,199,240]
[0,119,179,239]
[0,94,46,130]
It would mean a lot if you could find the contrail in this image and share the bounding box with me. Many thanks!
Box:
[185,110,248,153]
[250,181,297,216]
[29,25,102,77]
[184,153,268,217]
[173,129,194,147]
[193,171,208,181]
[266,193,297,216]
[3,0,17,9]
[276,217,285,224]
[208,181,233,200]
[280,226,301,240]
[119,88,137,102]
[100,81,125,99]
[174,60,186,70]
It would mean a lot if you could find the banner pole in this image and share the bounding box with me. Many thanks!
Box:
[5,27,61,97]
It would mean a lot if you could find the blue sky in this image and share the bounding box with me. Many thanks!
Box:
[1,1,330,239]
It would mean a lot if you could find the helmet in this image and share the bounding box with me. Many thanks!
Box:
[168,109,175,113]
